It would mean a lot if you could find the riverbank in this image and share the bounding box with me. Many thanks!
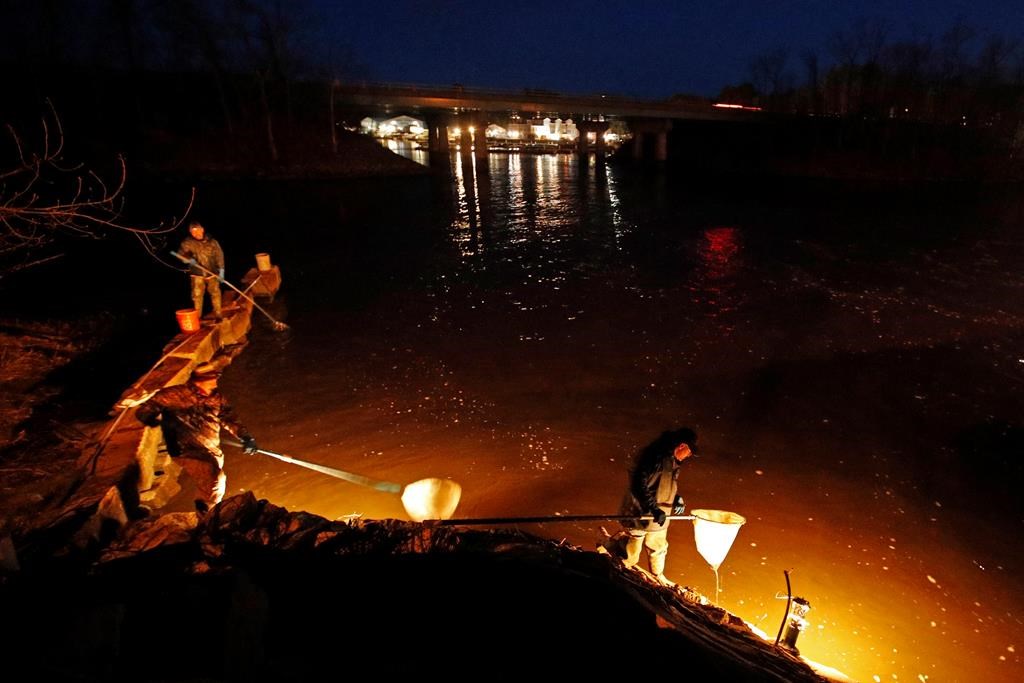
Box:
[1,492,843,681]
[140,128,429,181]
[645,115,1024,184]
[0,317,113,538]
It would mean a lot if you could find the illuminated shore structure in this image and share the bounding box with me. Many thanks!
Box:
[360,114,628,154]
[338,82,759,163]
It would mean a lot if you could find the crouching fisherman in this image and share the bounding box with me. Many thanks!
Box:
[136,362,258,512]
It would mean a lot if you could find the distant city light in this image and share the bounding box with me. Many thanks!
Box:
[361,112,628,153]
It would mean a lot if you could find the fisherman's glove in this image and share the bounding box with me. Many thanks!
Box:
[672,495,686,516]
[652,508,667,526]
[138,413,161,428]
[218,268,225,281]
[187,257,197,266]
[241,436,259,455]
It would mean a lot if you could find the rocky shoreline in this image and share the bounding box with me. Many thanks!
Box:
[2,492,837,681]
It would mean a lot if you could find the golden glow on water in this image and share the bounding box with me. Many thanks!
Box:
[222,156,1024,683]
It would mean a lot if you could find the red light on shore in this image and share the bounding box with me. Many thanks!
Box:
[713,103,762,111]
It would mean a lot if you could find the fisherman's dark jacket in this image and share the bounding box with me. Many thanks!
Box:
[620,446,680,531]
[136,383,249,459]
[178,235,225,277]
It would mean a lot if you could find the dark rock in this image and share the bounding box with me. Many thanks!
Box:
[0,494,830,681]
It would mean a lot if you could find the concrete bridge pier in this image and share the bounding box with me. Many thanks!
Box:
[455,114,477,178]
[425,116,452,171]
[458,115,476,159]
[427,118,450,153]
[577,120,610,160]
[629,119,673,162]
[456,114,489,173]
[473,117,490,163]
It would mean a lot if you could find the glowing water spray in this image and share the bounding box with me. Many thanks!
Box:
[691,508,746,604]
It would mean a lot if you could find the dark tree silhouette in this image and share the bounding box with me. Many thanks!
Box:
[0,104,192,277]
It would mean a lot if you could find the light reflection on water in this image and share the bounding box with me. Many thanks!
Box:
[450,152,629,274]
[216,158,1024,683]
[379,138,430,166]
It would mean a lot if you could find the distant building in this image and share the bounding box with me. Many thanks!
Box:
[529,117,578,141]
[360,112,625,151]
[361,115,427,138]
[485,123,508,139]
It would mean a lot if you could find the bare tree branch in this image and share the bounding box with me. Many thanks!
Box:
[0,102,194,274]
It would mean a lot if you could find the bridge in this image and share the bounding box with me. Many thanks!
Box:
[333,82,761,163]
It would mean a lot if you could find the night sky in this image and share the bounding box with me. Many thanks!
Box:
[320,0,1024,98]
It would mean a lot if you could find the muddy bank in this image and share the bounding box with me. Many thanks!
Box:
[0,318,117,536]
[140,129,429,181]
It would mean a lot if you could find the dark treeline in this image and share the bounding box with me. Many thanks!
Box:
[0,0,368,169]
[2,3,1022,182]
[0,0,396,280]
[721,18,1024,136]
[700,18,1024,182]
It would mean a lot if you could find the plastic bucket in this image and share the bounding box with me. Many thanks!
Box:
[175,308,201,333]
[255,252,272,271]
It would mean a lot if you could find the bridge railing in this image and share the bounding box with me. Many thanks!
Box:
[333,80,717,113]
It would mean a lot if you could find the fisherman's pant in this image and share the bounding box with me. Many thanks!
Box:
[190,275,222,317]
[624,526,669,576]
[177,449,226,506]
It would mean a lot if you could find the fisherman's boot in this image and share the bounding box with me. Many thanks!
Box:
[650,545,675,587]
[623,531,645,569]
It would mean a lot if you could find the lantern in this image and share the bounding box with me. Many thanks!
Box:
[779,597,811,653]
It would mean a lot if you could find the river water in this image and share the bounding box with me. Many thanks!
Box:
[177,153,1023,682]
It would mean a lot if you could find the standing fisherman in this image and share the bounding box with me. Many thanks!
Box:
[618,428,698,586]
[178,221,225,320]
[136,363,258,512]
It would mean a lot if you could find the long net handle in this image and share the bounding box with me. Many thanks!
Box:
[222,438,401,493]
[171,251,285,327]
[438,514,695,526]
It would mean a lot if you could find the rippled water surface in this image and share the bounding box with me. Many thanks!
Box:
[192,154,1022,682]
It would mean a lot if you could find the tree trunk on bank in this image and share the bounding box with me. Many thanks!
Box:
[257,72,278,162]
[213,68,234,138]
[329,80,338,155]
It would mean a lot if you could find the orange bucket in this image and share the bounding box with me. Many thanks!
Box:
[255,252,272,271]
[175,308,201,333]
